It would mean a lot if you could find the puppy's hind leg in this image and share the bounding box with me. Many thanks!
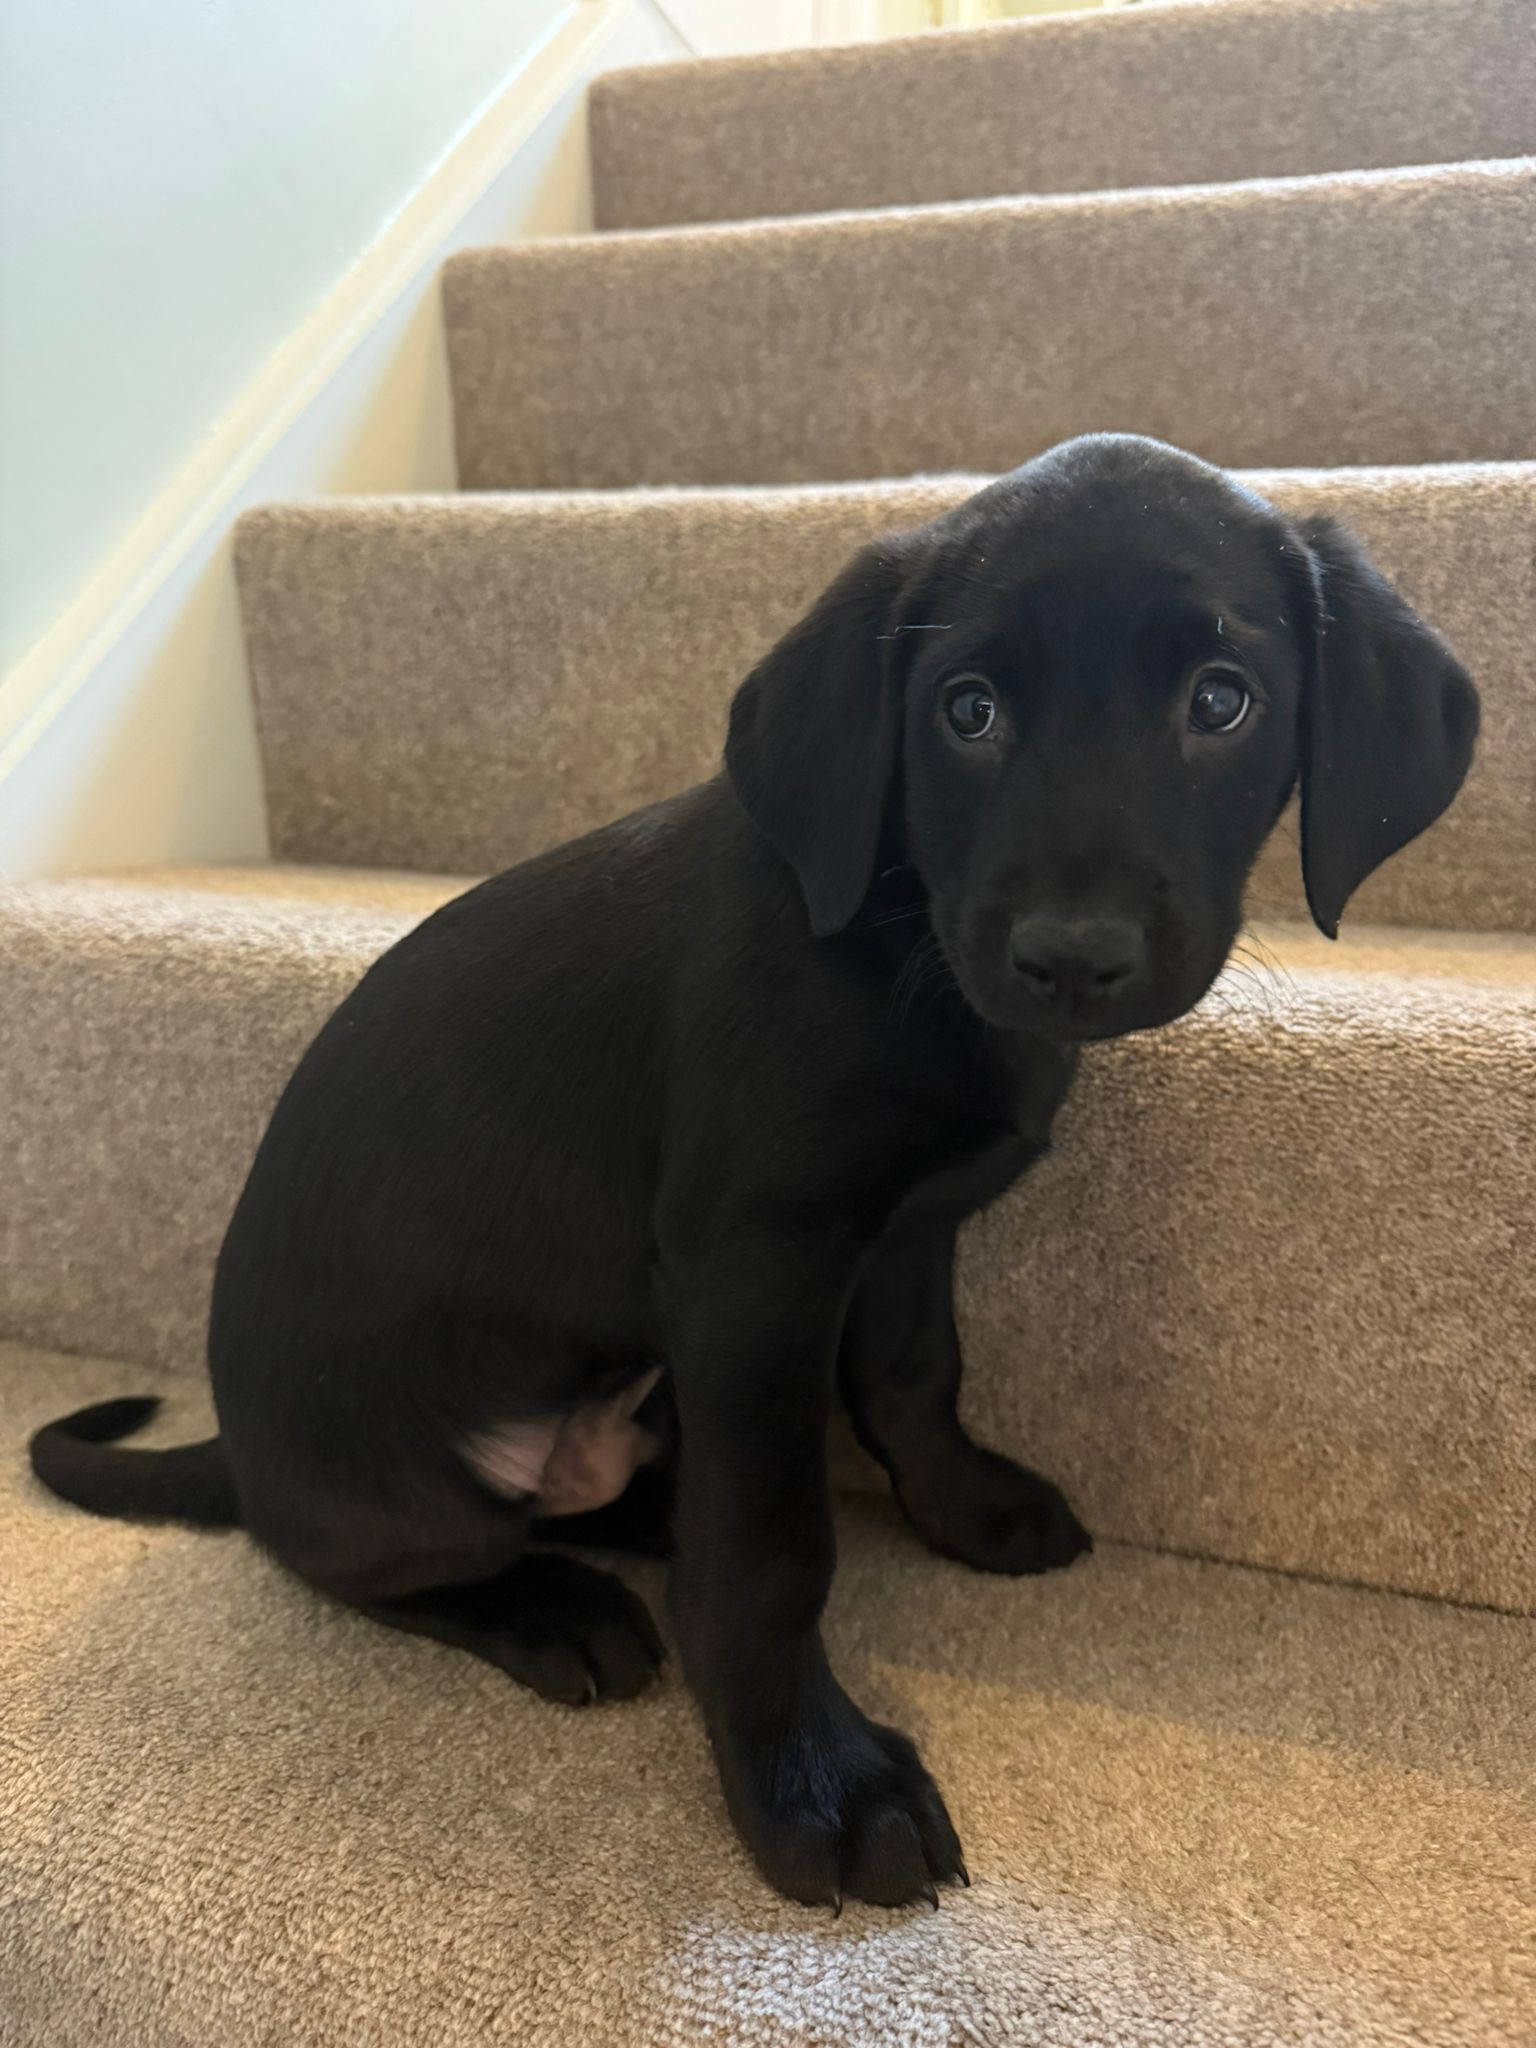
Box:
[243,1343,669,1703]
[271,1478,665,1707]
[352,1550,665,1706]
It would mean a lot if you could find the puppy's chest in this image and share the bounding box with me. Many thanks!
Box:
[894,1038,1078,1227]
[890,1130,1033,1229]
[990,1033,1079,1143]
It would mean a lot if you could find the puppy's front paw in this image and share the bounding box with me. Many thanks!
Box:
[904,1447,1091,1576]
[716,1691,965,1908]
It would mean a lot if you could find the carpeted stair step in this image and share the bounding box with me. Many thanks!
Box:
[4,1340,1532,2048]
[590,0,1536,229]
[443,159,1536,490]
[2,870,1530,1611]
[234,464,1536,934]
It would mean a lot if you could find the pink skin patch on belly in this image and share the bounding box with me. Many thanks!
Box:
[463,1368,662,1517]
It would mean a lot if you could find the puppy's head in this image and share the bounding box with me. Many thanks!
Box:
[726,435,1478,1041]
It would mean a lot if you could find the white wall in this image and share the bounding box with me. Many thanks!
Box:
[0,0,582,678]
[0,0,694,879]
[659,0,819,52]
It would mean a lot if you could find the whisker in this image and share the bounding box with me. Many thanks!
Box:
[1210,944,1289,1028]
[889,933,957,1028]
[859,902,930,932]
[1235,926,1299,1002]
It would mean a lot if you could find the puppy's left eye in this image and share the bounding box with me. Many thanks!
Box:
[1189,666,1252,735]
[943,677,997,740]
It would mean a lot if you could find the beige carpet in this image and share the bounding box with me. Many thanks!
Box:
[234,464,1536,931]
[590,0,1536,228]
[4,1345,1533,2048]
[445,161,1536,491]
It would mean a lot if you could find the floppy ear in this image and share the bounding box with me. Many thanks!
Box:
[1295,516,1479,939]
[725,535,920,937]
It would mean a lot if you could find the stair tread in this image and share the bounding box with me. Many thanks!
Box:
[22,865,1536,994]
[10,862,465,939]
[235,463,1536,933]
[4,1338,1531,2048]
[246,453,1536,513]
[585,152,1535,246]
[444,157,1536,490]
[589,0,1536,228]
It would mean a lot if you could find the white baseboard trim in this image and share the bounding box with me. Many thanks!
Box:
[0,0,687,880]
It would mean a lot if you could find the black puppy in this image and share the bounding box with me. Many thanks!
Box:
[32,435,1476,1909]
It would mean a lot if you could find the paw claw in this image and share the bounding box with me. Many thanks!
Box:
[722,1692,962,1911]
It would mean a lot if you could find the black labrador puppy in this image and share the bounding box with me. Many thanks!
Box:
[32,434,1477,1909]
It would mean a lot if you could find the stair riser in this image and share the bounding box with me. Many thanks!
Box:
[236,467,1536,934]
[2,890,1529,1612]
[445,163,1536,491]
[591,0,1536,228]
[0,898,418,1378]
[959,979,1536,1615]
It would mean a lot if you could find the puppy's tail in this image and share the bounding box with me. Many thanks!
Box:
[29,1398,241,1528]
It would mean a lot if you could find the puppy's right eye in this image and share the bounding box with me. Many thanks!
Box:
[1188,665,1252,735]
[943,677,996,740]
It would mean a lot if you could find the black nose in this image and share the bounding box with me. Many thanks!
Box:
[1008,914,1145,1005]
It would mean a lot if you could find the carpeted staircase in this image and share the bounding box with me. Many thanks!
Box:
[3,1,1533,2041]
